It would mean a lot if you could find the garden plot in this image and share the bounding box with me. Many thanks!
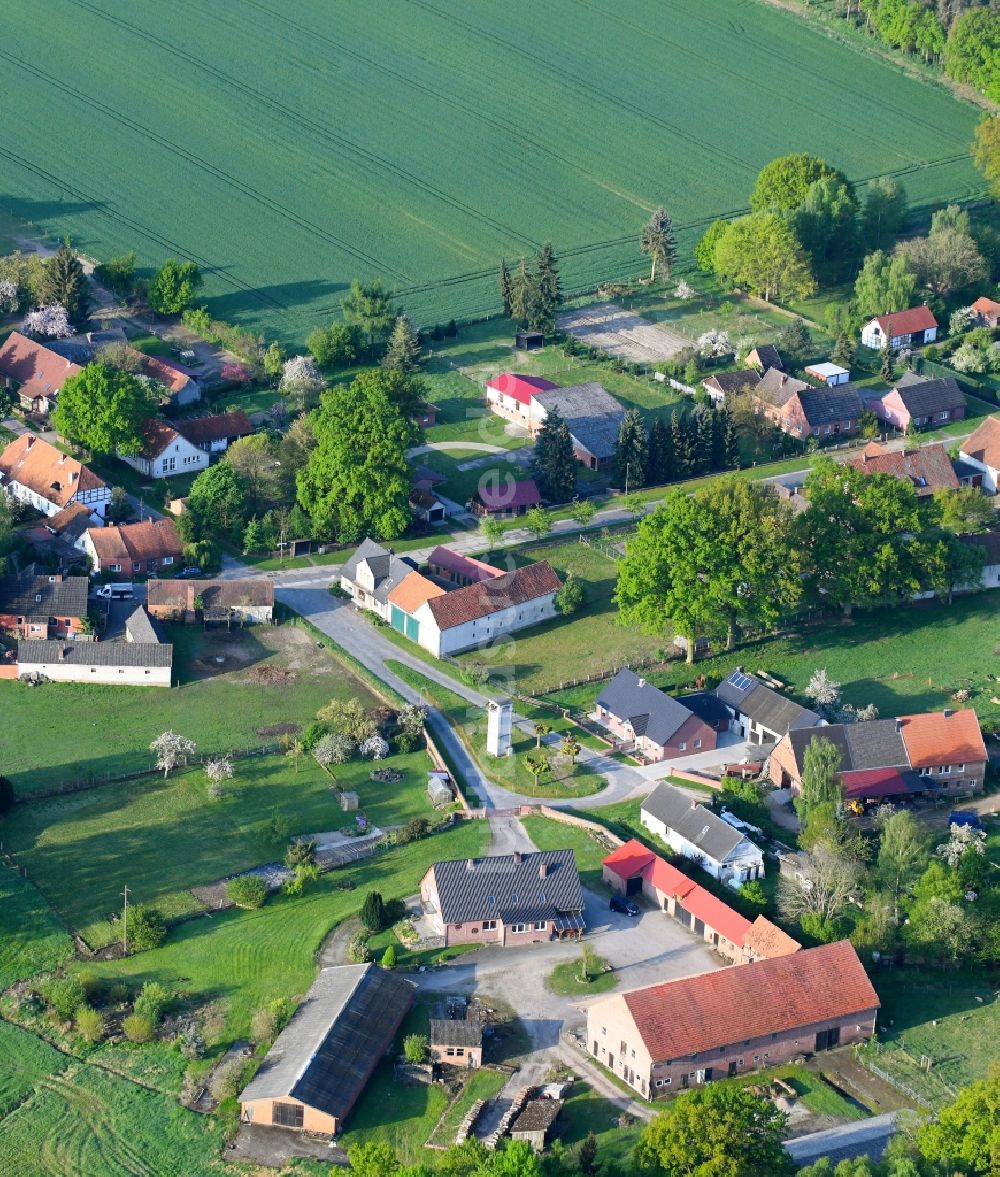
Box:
[558,303,691,363]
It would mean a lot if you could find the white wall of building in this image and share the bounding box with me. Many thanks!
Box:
[640,810,764,889]
[19,659,171,687]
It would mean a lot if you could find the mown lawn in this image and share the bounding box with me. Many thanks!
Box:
[546,955,617,997]
[0,1020,68,1117]
[386,660,605,798]
[3,745,436,948]
[554,1081,643,1170]
[450,537,664,696]
[546,594,1000,733]
[520,815,615,891]
[80,821,490,1044]
[2,621,380,798]
[0,865,73,989]
[0,1059,224,1177]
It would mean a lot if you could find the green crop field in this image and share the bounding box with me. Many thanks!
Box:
[0,866,73,990]
[0,0,982,344]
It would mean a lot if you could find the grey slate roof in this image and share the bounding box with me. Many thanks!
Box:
[892,373,965,417]
[0,573,88,621]
[715,670,820,737]
[124,605,162,645]
[641,781,749,865]
[596,668,696,745]
[239,963,414,1121]
[679,691,731,728]
[754,368,810,408]
[534,381,625,461]
[18,638,173,668]
[341,538,417,603]
[429,850,584,925]
[797,384,863,426]
[785,719,909,775]
[703,370,759,396]
[429,1018,483,1047]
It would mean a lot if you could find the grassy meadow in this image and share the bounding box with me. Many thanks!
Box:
[0,0,982,341]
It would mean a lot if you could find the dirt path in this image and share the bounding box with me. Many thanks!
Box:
[319,917,361,967]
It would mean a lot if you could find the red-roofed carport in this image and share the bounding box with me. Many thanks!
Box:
[602,839,656,895]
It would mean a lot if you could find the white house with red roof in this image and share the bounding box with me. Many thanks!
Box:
[484,373,557,429]
[861,304,938,351]
[959,415,1000,493]
[0,332,81,417]
[119,420,209,479]
[0,434,109,520]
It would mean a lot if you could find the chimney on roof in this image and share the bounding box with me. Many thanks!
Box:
[58,645,67,661]
[466,858,474,872]
[513,851,522,865]
[70,471,78,484]
[943,709,954,719]
[895,718,903,733]
[25,435,34,449]
[539,861,549,879]
[58,453,66,464]
[638,677,647,689]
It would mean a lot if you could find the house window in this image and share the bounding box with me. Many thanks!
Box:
[738,1058,744,1067]
[533,920,547,931]
[955,765,965,773]
[655,1078,667,1087]
[694,739,702,749]
[272,1103,304,1129]
[753,1055,760,1062]
[162,556,174,566]
[678,742,687,752]
[510,923,527,933]
[456,1048,465,1057]
[446,1048,456,1057]
[110,564,121,573]
[133,562,141,573]
[483,920,497,930]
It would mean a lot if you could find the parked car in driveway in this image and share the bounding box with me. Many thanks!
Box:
[174,566,202,579]
[610,894,639,916]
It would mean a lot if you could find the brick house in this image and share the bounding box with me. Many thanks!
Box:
[426,546,503,587]
[846,441,959,496]
[586,941,879,1099]
[593,668,717,761]
[971,295,1000,328]
[146,578,274,624]
[0,434,110,520]
[239,963,414,1136]
[420,850,585,947]
[768,709,987,798]
[959,415,1000,494]
[701,369,759,406]
[0,331,81,417]
[861,305,938,351]
[601,840,799,965]
[0,572,88,640]
[469,477,541,517]
[744,344,783,373]
[715,668,822,745]
[865,373,965,432]
[754,370,861,439]
[429,1010,483,1069]
[82,517,184,576]
[640,782,764,888]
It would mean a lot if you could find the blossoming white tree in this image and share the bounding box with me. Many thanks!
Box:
[21,303,72,339]
[804,668,842,710]
[0,278,18,314]
[314,732,355,767]
[937,823,986,868]
[696,329,733,358]
[359,733,390,761]
[205,756,234,786]
[150,731,196,778]
[279,355,324,409]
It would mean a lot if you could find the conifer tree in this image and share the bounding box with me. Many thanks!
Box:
[537,241,561,314]
[640,207,677,283]
[710,407,727,470]
[693,404,714,475]
[532,406,576,502]
[381,314,422,374]
[670,412,693,478]
[614,408,648,489]
[42,241,90,327]
[646,416,673,485]
[723,408,740,469]
[499,258,513,317]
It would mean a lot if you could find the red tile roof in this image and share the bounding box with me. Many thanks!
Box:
[971,296,1000,316]
[475,478,542,512]
[897,709,986,769]
[960,415,1000,472]
[140,352,193,395]
[602,839,657,881]
[425,560,560,630]
[622,941,878,1062]
[146,578,274,609]
[874,304,937,337]
[87,518,183,566]
[175,411,254,447]
[847,442,958,494]
[0,435,106,508]
[485,372,558,406]
[0,331,81,403]
[138,418,182,459]
[426,546,503,583]
[743,916,801,960]
[681,886,752,946]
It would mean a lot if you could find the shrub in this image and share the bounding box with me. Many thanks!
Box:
[75,1005,105,1043]
[403,1033,427,1064]
[0,775,15,814]
[126,906,167,952]
[122,1013,154,1044]
[134,981,172,1025]
[738,880,768,909]
[108,982,130,1006]
[360,891,385,932]
[285,839,317,870]
[399,816,429,845]
[347,931,372,964]
[555,574,584,616]
[250,1006,278,1044]
[381,944,397,969]
[227,875,268,910]
[210,1057,245,1102]
[40,975,86,1021]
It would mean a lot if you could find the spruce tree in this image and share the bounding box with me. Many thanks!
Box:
[670,412,693,478]
[536,241,561,317]
[692,404,714,475]
[723,408,740,468]
[42,241,90,327]
[880,343,895,383]
[510,258,549,331]
[499,258,512,317]
[381,314,422,374]
[532,407,577,502]
[831,331,856,370]
[640,207,676,283]
[646,416,673,485]
[710,407,727,471]
[614,408,648,489]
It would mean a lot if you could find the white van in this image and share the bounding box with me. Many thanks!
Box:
[94,583,134,600]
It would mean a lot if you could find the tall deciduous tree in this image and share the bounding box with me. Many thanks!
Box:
[52,363,154,456]
[861,176,908,250]
[895,223,987,298]
[695,219,730,273]
[777,840,859,932]
[791,175,860,282]
[341,278,396,354]
[147,260,202,315]
[750,153,846,213]
[184,462,251,541]
[297,368,418,542]
[223,433,277,512]
[640,207,676,283]
[794,736,842,824]
[852,249,917,321]
[635,1084,793,1177]
[532,406,577,502]
[877,809,929,923]
[42,241,91,326]
[713,213,815,302]
[614,409,647,489]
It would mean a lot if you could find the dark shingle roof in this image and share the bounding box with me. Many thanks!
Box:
[716,671,820,737]
[785,719,908,775]
[596,668,695,745]
[534,381,625,460]
[641,781,750,865]
[679,691,731,727]
[175,411,253,446]
[891,373,965,417]
[341,538,417,603]
[429,1018,483,1047]
[239,964,414,1122]
[429,850,583,925]
[124,605,162,645]
[703,370,759,396]
[0,573,88,621]
[797,385,862,426]
[755,368,809,408]
[18,638,173,668]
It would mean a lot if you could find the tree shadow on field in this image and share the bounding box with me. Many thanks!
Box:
[207,278,348,322]
[0,193,108,229]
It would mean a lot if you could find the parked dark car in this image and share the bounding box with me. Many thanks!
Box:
[610,894,639,917]
[174,566,203,579]
[948,810,983,830]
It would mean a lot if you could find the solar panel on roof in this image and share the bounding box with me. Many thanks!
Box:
[727,671,753,691]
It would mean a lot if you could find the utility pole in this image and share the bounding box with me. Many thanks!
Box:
[121,884,130,955]
[625,462,630,498]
